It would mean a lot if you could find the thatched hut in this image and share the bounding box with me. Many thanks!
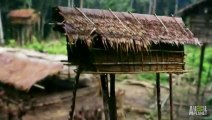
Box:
[53,7,199,120]
[177,0,212,103]
[178,0,212,45]
[53,7,199,73]
[8,9,40,45]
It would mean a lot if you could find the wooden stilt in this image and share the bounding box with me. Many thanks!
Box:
[196,43,206,104]
[69,67,82,120]
[100,74,110,120]
[169,73,173,120]
[109,74,117,120]
[156,73,161,120]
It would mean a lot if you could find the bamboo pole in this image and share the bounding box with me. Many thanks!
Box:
[169,73,173,120]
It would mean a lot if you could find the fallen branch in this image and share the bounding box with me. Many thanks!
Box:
[124,80,154,89]
[124,105,151,115]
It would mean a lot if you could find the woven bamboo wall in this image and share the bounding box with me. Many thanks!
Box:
[68,41,185,73]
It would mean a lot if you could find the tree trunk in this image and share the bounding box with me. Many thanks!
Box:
[80,0,83,8]
[130,0,135,9]
[149,0,157,14]
[153,0,157,14]
[28,0,32,8]
[0,9,4,45]
[68,0,71,7]
[71,0,74,7]
[41,15,45,39]
[196,44,206,104]
[149,0,152,14]
[175,0,178,14]
[74,0,80,7]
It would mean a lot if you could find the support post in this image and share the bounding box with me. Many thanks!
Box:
[100,74,110,120]
[109,74,117,120]
[156,73,161,120]
[169,73,173,120]
[69,66,82,120]
[196,43,206,104]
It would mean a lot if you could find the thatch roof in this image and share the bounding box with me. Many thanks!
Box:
[8,9,40,24]
[0,49,63,91]
[8,9,35,19]
[53,7,199,52]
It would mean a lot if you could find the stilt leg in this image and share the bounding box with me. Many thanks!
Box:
[109,74,117,120]
[156,73,161,120]
[169,73,173,120]
[69,67,82,120]
[100,74,110,120]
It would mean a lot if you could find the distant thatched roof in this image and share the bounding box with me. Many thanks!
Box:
[8,9,40,24]
[8,9,35,18]
[177,0,209,15]
[53,7,199,52]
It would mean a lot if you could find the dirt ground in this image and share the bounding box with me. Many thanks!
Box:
[5,77,211,120]
[21,81,170,120]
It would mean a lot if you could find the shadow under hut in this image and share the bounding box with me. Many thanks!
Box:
[53,7,199,120]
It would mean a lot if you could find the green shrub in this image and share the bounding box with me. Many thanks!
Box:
[7,39,17,47]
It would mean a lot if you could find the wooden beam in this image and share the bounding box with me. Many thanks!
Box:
[156,73,161,120]
[90,48,185,53]
[80,70,189,74]
[92,62,185,65]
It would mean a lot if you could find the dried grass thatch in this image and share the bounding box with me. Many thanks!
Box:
[0,50,63,91]
[53,7,199,52]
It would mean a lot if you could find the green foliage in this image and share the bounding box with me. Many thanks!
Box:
[137,46,212,85]
[7,39,17,47]
[24,36,44,51]
[85,0,134,12]
[6,37,67,55]
[185,45,212,84]
[137,73,169,85]
[41,38,67,55]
